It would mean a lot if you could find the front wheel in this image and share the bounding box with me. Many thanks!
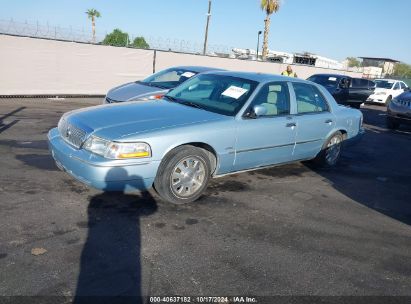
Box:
[154,146,211,204]
[385,95,392,105]
[313,132,343,167]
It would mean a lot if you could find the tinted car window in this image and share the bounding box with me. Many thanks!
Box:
[351,78,369,88]
[307,75,340,88]
[293,83,329,114]
[393,82,400,90]
[141,68,198,89]
[400,82,407,89]
[368,80,376,88]
[375,80,394,89]
[249,82,290,116]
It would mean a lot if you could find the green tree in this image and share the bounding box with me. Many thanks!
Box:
[102,29,129,47]
[346,57,361,68]
[131,36,150,49]
[393,63,411,78]
[86,8,101,43]
[260,0,280,60]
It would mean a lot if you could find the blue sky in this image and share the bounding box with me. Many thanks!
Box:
[1,0,410,63]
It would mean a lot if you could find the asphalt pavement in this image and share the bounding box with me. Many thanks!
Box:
[0,98,410,301]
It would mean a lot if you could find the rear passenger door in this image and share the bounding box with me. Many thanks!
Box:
[291,82,335,160]
[349,78,370,102]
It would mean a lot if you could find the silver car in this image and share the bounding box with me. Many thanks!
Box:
[104,66,222,104]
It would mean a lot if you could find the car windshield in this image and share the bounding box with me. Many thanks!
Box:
[375,80,394,89]
[164,74,258,116]
[307,75,340,87]
[140,68,199,89]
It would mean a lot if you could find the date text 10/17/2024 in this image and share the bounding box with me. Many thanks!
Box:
[149,296,258,303]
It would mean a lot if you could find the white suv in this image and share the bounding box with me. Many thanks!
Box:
[367,79,408,105]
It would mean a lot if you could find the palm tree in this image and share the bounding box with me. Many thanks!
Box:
[260,0,280,60]
[86,9,101,43]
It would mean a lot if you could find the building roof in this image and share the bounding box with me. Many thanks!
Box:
[359,57,400,63]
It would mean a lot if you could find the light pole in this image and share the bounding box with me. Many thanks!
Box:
[202,0,212,55]
[256,30,262,61]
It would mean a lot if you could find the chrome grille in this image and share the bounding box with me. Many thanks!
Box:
[58,118,87,148]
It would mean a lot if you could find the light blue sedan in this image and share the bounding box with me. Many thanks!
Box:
[48,71,364,204]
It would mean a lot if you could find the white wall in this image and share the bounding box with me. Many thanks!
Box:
[0,35,362,95]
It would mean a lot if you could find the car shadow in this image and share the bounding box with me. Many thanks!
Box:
[0,106,26,134]
[74,168,158,304]
[306,105,411,225]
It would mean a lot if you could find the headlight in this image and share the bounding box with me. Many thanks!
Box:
[83,136,151,159]
[135,94,164,101]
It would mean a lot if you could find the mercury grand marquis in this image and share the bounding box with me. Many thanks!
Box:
[48,71,364,204]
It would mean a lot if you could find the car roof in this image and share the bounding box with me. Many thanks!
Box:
[374,79,398,82]
[308,73,350,79]
[174,66,225,73]
[201,70,309,83]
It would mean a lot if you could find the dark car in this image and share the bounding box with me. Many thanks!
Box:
[386,88,411,129]
[307,74,375,108]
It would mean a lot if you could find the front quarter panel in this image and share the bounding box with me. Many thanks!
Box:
[116,118,238,175]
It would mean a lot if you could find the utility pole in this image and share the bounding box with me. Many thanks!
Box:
[256,31,262,61]
[202,0,212,55]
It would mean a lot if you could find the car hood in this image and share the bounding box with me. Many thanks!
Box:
[374,88,390,93]
[107,82,168,101]
[397,90,411,101]
[66,100,227,140]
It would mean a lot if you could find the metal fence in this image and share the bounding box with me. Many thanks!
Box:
[0,19,233,55]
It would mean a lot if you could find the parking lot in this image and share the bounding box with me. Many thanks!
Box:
[0,98,410,298]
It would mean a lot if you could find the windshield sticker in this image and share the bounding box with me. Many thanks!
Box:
[181,72,196,78]
[222,86,248,99]
[328,77,337,81]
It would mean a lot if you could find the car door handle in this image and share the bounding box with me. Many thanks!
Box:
[286,122,296,128]
[325,119,333,124]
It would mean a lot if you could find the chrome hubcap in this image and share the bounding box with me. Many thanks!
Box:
[325,136,342,165]
[171,157,205,197]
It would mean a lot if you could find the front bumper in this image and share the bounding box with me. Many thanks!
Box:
[48,128,160,192]
[366,94,387,103]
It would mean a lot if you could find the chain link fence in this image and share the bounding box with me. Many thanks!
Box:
[0,19,234,55]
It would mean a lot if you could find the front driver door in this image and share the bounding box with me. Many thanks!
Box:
[234,82,297,171]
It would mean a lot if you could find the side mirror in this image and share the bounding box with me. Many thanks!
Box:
[253,105,268,117]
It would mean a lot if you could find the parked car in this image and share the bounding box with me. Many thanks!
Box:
[307,74,375,108]
[49,71,364,204]
[386,88,411,129]
[367,79,408,105]
[104,66,222,103]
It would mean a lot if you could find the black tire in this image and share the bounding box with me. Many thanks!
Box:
[154,145,211,204]
[386,117,400,130]
[385,95,392,105]
[312,131,344,168]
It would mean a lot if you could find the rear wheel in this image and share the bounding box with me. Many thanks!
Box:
[313,132,343,167]
[154,146,211,204]
[386,117,400,130]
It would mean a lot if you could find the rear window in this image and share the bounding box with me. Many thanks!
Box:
[307,75,340,87]
[351,78,370,88]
